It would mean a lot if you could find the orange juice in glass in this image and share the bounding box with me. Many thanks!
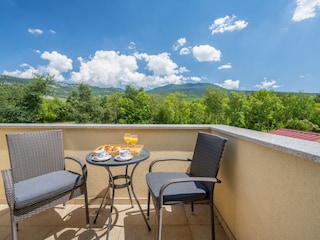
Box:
[130,134,138,148]
[124,133,131,148]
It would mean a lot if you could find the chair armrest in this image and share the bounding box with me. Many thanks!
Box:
[149,158,192,172]
[65,156,87,177]
[1,169,15,210]
[159,176,221,205]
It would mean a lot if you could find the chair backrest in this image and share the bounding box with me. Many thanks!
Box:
[6,130,65,183]
[190,132,227,188]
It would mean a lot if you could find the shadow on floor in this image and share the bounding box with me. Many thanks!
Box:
[0,203,229,240]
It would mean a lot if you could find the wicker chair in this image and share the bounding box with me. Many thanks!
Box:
[1,130,89,240]
[146,132,227,240]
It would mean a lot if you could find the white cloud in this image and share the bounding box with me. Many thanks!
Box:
[178,66,189,73]
[180,47,191,55]
[192,45,221,62]
[292,0,320,21]
[3,49,199,89]
[209,15,248,35]
[255,79,280,90]
[172,38,191,56]
[70,50,191,89]
[28,28,44,35]
[3,64,38,79]
[190,76,201,82]
[128,42,136,51]
[40,51,73,81]
[173,38,187,51]
[137,52,186,76]
[215,79,239,90]
[71,50,142,87]
[41,51,72,72]
[3,51,72,81]
[218,63,232,70]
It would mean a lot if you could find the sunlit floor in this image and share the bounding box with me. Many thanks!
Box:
[0,202,230,240]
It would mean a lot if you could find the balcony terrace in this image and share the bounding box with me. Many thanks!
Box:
[1,124,319,240]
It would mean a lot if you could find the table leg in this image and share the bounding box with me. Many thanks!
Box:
[130,163,151,231]
[93,186,110,224]
[96,163,150,240]
[125,166,133,207]
[105,167,115,240]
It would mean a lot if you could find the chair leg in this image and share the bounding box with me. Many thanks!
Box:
[210,201,215,240]
[12,221,18,240]
[191,201,194,215]
[157,206,163,240]
[84,189,90,227]
[147,190,151,219]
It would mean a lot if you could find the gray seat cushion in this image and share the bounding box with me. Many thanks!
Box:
[146,172,208,204]
[14,170,84,209]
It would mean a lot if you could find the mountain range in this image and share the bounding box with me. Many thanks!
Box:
[0,75,220,99]
[2,75,315,99]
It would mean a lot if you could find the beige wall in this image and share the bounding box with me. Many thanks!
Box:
[213,128,320,240]
[0,125,207,202]
[1,124,320,240]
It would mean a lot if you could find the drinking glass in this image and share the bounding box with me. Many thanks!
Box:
[124,133,131,149]
[130,134,138,149]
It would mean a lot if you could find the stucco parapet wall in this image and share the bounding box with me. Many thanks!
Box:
[0,123,213,130]
[1,123,319,163]
[212,125,320,163]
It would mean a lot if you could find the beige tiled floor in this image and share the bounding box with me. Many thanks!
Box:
[0,203,229,240]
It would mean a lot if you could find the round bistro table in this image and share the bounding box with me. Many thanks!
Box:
[86,148,151,240]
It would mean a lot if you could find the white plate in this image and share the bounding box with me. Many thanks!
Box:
[92,154,112,162]
[115,155,133,161]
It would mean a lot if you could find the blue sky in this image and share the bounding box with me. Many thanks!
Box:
[1,0,320,93]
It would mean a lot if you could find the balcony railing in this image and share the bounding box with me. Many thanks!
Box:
[0,124,319,240]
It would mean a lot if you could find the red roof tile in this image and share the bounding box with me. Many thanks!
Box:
[269,128,320,142]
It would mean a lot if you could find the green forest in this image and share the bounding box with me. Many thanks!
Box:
[1,74,319,132]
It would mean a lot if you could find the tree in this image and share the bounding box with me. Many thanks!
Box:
[0,74,51,123]
[39,98,67,123]
[99,96,112,123]
[314,94,320,103]
[154,100,175,123]
[0,83,24,122]
[124,85,140,101]
[149,94,164,123]
[310,101,320,130]
[115,86,144,123]
[189,99,207,124]
[286,119,318,131]
[156,92,190,124]
[280,92,318,130]
[117,96,135,123]
[245,90,284,131]
[66,83,104,123]
[226,91,248,128]
[204,87,228,124]
[106,92,122,123]
[2,77,319,133]
[134,91,152,123]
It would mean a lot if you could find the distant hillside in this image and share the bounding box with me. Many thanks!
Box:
[0,75,31,84]
[1,75,317,99]
[146,82,220,98]
[0,75,124,99]
[1,75,222,99]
